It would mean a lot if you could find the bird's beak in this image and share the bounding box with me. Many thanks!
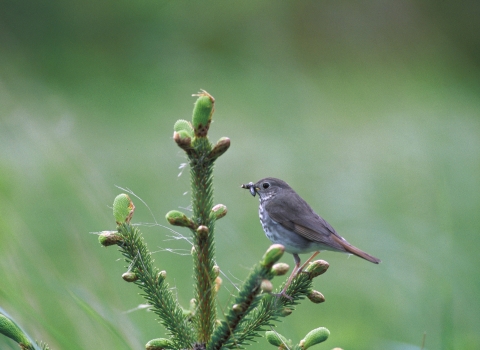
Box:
[241,182,258,197]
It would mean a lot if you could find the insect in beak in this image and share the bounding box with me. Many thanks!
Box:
[241,182,257,197]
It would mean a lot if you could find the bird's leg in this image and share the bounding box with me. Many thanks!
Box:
[277,254,301,299]
[276,252,320,299]
[295,251,319,276]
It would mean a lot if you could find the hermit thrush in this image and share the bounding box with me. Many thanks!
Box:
[242,177,380,297]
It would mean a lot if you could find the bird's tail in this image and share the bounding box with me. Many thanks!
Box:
[332,235,381,264]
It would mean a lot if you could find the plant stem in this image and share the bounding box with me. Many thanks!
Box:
[190,137,216,345]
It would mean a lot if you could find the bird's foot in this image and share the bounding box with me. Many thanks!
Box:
[294,267,310,277]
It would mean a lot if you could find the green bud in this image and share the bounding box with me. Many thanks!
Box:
[173,119,194,136]
[145,338,174,350]
[261,244,285,268]
[208,137,230,161]
[98,231,123,246]
[0,312,31,346]
[307,290,325,304]
[196,225,209,238]
[213,265,220,277]
[260,279,273,293]
[173,130,192,151]
[181,306,191,318]
[189,298,197,312]
[192,90,215,137]
[271,262,290,276]
[265,331,290,348]
[211,204,227,220]
[165,210,194,228]
[232,303,246,314]
[113,194,135,224]
[299,327,330,349]
[305,260,329,279]
[215,276,222,292]
[280,307,293,317]
[155,271,166,285]
[122,272,138,282]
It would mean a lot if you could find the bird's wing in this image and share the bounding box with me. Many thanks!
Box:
[265,190,381,263]
[265,190,346,251]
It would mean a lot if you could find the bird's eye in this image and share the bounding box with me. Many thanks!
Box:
[262,182,270,189]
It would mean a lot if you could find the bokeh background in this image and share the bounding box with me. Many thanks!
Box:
[1,1,479,349]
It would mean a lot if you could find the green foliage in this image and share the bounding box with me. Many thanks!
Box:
[265,327,330,350]
[208,258,277,349]
[0,91,333,350]
[0,311,45,350]
[173,120,194,137]
[165,210,195,229]
[37,342,51,350]
[95,91,331,349]
[2,3,480,348]
[145,338,174,350]
[260,244,285,268]
[210,204,228,220]
[265,330,291,348]
[112,194,135,225]
[98,231,123,246]
[300,327,330,349]
[115,223,195,349]
[0,312,32,349]
[208,137,231,162]
[191,91,215,137]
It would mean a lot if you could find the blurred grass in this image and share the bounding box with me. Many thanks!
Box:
[1,1,480,349]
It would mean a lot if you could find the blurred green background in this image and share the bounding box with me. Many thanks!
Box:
[1,1,479,349]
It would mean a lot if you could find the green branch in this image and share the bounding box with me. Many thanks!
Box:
[97,90,334,350]
[208,245,285,350]
[115,223,196,348]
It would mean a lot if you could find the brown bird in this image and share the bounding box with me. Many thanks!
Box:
[242,177,380,297]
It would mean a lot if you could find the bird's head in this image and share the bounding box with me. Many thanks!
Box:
[241,177,290,199]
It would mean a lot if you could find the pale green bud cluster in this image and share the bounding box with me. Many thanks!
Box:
[261,244,285,268]
[173,119,194,151]
[145,338,174,350]
[307,290,326,304]
[113,193,135,225]
[260,279,273,293]
[208,137,230,161]
[0,312,31,348]
[192,90,215,137]
[122,272,138,282]
[165,210,195,229]
[265,331,292,349]
[305,259,329,279]
[98,230,123,246]
[265,326,330,349]
[211,204,228,220]
[271,262,290,276]
[173,119,194,136]
[172,91,230,165]
[299,327,330,349]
